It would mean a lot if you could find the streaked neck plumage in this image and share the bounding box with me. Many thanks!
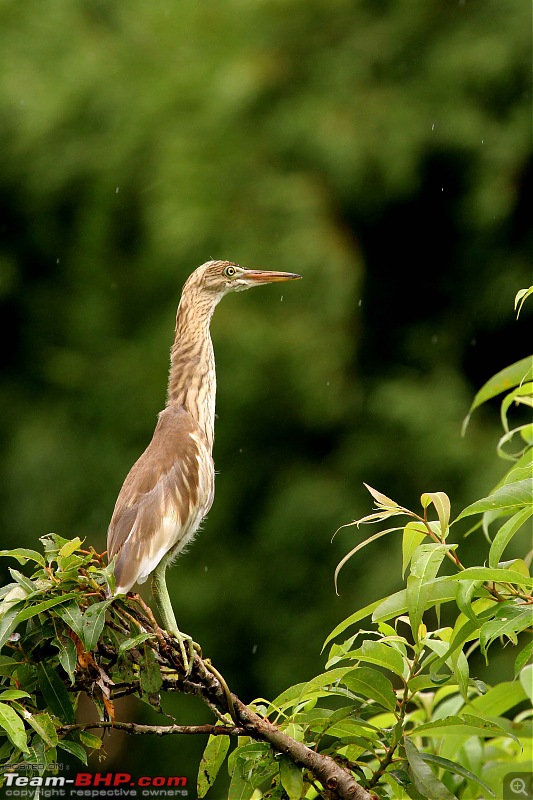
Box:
[166,284,222,451]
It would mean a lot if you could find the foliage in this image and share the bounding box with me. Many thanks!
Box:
[201,289,533,799]
[0,291,530,797]
[0,4,531,741]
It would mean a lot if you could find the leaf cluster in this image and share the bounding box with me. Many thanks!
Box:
[198,291,532,799]
[0,536,163,780]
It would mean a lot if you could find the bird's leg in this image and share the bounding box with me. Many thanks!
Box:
[151,555,198,674]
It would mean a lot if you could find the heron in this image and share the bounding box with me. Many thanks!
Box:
[107,260,301,670]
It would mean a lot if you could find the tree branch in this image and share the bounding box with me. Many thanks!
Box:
[59,721,246,736]
[68,595,375,800]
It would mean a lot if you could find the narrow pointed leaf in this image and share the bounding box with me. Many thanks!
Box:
[57,738,87,764]
[343,666,397,711]
[363,483,398,508]
[455,479,533,521]
[0,701,29,753]
[489,507,533,568]
[15,592,79,624]
[0,549,46,566]
[463,356,533,430]
[55,601,84,638]
[335,527,402,593]
[0,602,24,649]
[80,600,113,652]
[447,567,533,587]
[323,599,382,649]
[405,737,455,799]
[198,732,231,798]
[519,665,533,703]
[421,492,451,538]
[23,711,58,747]
[402,522,426,578]
[37,662,75,724]
[279,755,304,800]
[514,641,533,677]
[418,752,495,796]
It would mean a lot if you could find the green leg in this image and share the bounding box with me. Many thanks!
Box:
[151,554,196,674]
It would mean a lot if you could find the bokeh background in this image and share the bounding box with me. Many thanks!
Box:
[0,0,531,791]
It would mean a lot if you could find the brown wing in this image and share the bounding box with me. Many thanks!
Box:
[107,405,214,593]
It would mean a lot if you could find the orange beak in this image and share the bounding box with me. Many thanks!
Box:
[241,269,302,284]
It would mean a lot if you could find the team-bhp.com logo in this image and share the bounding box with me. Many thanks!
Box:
[3,772,188,797]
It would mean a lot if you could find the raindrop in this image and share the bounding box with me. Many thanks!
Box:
[431,123,435,130]
[115,187,120,194]
[252,644,258,654]
[56,258,60,264]
[431,335,438,344]
[470,338,477,346]
[280,295,284,302]
[358,299,362,307]
[204,566,208,572]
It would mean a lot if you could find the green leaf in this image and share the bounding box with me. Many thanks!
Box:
[514,641,533,677]
[0,701,29,753]
[8,569,35,594]
[501,382,533,432]
[323,599,382,649]
[23,711,58,747]
[55,601,84,639]
[79,730,102,750]
[407,545,448,640]
[412,715,508,740]
[455,580,479,625]
[343,666,397,712]
[421,492,451,538]
[463,356,533,431]
[466,681,527,716]
[0,549,46,567]
[79,600,112,651]
[140,644,163,696]
[0,601,24,649]
[519,664,533,703]
[58,538,83,560]
[447,567,533,587]
[373,577,459,622]
[36,662,75,725]
[15,592,80,624]
[279,755,304,800]
[347,640,406,678]
[480,605,533,658]
[57,738,88,764]
[488,507,533,568]
[54,635,77,684]
[0,656,18,676]
[0,690,31,700]
[402,522,427,578]
[417,752,495,796]
[404,737,455,799]
[118,633,155,656]
[198,733,231,798]
[455,479,533,522]
[335,526,403,593]
[515,287,533,317]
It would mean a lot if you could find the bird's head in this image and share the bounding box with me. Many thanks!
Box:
[188,260,301,297]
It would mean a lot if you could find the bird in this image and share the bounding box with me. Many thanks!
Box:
[107,260,301,670]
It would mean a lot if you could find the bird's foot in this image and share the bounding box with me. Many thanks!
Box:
[168,627,201,675]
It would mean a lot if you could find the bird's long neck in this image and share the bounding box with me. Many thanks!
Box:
[166,287,219,451]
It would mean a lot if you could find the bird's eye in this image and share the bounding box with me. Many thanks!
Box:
[224,266,237,278]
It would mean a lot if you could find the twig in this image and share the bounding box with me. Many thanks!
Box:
[59,721,245,737]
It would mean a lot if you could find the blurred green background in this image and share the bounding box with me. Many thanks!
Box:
[0,0,531,789]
